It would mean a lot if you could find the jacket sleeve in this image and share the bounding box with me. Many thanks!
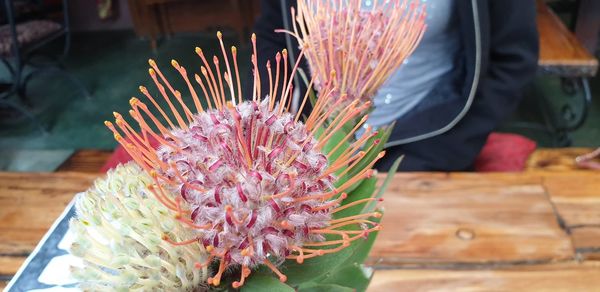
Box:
[383,0,539,171]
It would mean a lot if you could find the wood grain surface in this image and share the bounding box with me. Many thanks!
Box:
[1,170,599,289]
[0,172,97,278]
[570,227,600,260]
[368,263,600,292]
[56,150,112,173]
[542,171,600,227]
[369,173,573,266]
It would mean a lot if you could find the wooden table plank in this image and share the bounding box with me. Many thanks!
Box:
[368,262,600,292]
[0,257,26,278]
[571,227,600,260]
[0,172,97,256]
[2,171,599,287]
[541,171,600,227]
[369,173,574,266]
[56,150,112,173]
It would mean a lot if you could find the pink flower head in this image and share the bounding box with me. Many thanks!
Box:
[106,32,384,288]
[286,0,426,104]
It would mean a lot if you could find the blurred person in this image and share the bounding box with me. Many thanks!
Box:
[251,0,539,171]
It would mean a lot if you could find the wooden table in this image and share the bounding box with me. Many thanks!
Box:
[1,170,600,290]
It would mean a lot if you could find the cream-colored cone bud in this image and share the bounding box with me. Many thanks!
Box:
[68,162,209,291]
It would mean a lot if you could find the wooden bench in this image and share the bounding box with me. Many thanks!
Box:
[537,0,598,77]
[533,0,598,144]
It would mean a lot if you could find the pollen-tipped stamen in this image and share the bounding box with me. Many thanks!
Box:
[195,48,223,109]
[148,66,188,130]
[147,184,178,211]
[312,193,347,211]
[332,198,382,214]
[263,259,287,283]
[216,31,237,104]
[232,265,251,288]
[207,254,227,286]
[325,115,369,157]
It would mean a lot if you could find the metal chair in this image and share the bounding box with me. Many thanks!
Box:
[0,0,91,133]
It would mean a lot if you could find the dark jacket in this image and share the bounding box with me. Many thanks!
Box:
[252,0,539,171]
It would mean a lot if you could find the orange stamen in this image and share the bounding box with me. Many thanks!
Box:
[208,254,227,286]
[264,259,287,283]
[162,234,199,246]
[231,46,243,104]
[138,85,176,129]
[329,212,382,225]
[147,184,178,211]
[172,60,203,113]
[216,31,236,104]
[191,73,211,110]
[232,265,251,288]
[311,193,347,211]
[148,65,188,130]
[332,198,380,214]
[195,48,223,109]
[295,78,314,122]
[288,245,305,263]
[251,33,262,101]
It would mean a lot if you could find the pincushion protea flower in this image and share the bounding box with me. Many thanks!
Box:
[104,32,385,288]
[286,0,426,104]
[69,162,209,291]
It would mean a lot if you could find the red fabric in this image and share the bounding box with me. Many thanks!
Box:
[101,132,537,173]
[474,132,537,172]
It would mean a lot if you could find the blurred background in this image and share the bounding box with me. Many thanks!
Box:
[0,0,598,172]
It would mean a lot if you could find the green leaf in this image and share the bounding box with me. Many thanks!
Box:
[281,244,354,285]
[319,264,373,292]
[241,271,295,292]
[297,282,355,292]
[334,176,377,220]
[321,125,351,164]
[336,175,364,195]
[363,155,403,214]
[340,118,358,135]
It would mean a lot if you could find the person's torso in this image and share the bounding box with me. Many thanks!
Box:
[366,0,462,128]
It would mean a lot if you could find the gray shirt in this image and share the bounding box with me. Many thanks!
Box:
[365,0,461,128]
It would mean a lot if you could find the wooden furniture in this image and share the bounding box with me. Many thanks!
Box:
[127,0,259,49]
[526,147,598,171]
[534,0,598,145]
[537,0,598,77]
[1,169,600,290]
